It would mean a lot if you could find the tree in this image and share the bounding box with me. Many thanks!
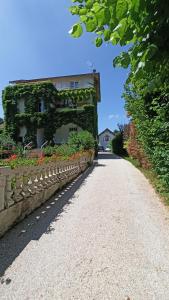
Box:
[112,132,126,156]
[0,118,3,124]
[69,0,169,90]
[69,0,169,190]
[117,123,125,134]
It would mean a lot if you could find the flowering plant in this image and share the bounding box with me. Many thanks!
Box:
[6,154,18,161]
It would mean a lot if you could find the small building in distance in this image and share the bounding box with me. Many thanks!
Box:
[98,128,114,150]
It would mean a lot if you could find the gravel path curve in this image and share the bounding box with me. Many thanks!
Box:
[1,153,169,300]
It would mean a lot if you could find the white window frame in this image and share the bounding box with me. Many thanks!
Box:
[70,81,79,89]
[69,127,78,132]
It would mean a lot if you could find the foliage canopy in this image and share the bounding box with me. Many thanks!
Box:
[70,0,169,88]
[69,0,169,191]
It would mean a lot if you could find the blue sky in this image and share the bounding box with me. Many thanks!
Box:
[0,0,129,133]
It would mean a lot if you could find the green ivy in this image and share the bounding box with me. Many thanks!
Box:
[2,82,97,147]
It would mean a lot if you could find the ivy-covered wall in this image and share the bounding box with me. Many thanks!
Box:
[2,81,98,146]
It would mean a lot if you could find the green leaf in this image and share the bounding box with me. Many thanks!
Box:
[110,31,120,45]
[103,29,111,41]
[144,44,158,61]
[134,61,145,79]
[95,37,103,47]
[116,0,128,19]
[69,23,83,38]
[96,29,104,35]
[131,0,140,13]
[113,18,128,41]
[86,0,93,9]
[69,6,79,15]
[95,8,111,26]
[79,8,87,15]
[85,17,97,32]
[113,52,130,68]
[92,2,102,13]
[80,15,88,22]
[72,0,83,3]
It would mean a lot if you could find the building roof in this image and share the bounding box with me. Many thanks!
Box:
[99,128,114,136]
[9,72,101,102]
[9,72,100,84]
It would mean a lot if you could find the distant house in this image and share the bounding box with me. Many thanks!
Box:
[3,71,101,148]
[99,128,114,150]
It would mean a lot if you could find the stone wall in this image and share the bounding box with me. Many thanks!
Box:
[0,153,92,237]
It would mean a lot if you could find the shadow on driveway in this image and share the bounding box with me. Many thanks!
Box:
[97,152,122,160]
[0,162,103,280]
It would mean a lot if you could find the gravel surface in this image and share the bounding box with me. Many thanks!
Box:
[1,153,169,300]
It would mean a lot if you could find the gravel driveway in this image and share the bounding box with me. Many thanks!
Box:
[1,153,169,300]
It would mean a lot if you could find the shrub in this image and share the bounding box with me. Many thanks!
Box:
[124,123,151,169]
[54,144,76,158]
[0,133,16,158]
[0,133,15,148]
[14,144,25,157]
[112,132,126,156]
[68,130,95,151]
[0,157,37,169]
[125,86,169,193]
[43,145,57,157]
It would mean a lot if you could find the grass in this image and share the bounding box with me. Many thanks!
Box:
[124,155,169,206]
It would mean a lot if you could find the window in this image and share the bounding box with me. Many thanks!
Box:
[70,81,79,89]
[104,135,110,142]
[17,99,25,113]
[38,102,42,112]
[62,99,77,108]
[74,81,79,88]
[70,81,74,89]
[68,99,73,107]
[38,99,45,112]
[69,127,77,132]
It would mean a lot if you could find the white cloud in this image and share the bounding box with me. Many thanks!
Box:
[108,114,119,120]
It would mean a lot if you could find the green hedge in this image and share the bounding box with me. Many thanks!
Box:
[112,133,126,156]
[125,82,169,192]
[68,130,95,151]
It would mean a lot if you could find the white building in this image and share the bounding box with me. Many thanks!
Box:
[98,128,114,150]
[9,72,101,148]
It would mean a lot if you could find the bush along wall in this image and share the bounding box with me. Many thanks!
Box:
[124,123,151,169]
[112,132,127,156]
[124,80,169,192]
[2,82,98,147]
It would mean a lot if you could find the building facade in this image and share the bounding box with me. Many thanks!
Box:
[3,72,100,148]
[99,128,114,150]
